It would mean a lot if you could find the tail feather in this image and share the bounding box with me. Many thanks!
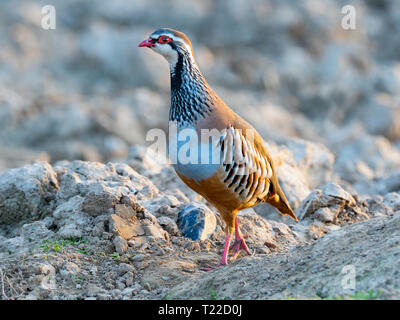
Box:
[264,180,298,222]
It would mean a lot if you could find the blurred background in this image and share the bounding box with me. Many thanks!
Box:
[0,0,399,194]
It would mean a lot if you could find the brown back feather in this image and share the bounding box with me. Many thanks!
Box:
[192,79,298,221]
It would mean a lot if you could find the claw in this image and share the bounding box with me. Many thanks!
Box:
[201,263,226,272]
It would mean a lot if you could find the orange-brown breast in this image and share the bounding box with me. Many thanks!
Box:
[177,169,244,230]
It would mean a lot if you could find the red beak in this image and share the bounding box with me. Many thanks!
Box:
[138,38,155,48]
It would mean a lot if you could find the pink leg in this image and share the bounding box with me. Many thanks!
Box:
[202,232,233,271]
[230,217,252,259]
[219,232,233,266]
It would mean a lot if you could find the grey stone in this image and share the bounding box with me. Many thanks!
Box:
[131,254,146,263]
[113,236,128,254]
[296,183,356,220]
[86,284,105,297]
[314,208,336,223]
[177,204,217,241]
[143,224,167,239]
[157,216,180,236]
[0,162,58,224]
[383,192,400,212]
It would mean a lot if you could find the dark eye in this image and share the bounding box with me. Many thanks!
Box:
[158,36,172,44]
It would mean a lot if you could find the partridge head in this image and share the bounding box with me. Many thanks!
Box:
[138,28,195,66]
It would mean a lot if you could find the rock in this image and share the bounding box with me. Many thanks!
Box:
[142,194,182,218]
[321,183,356,205]
[117,263,133,276]
[364,195,396,218]
[143,224,168,239]
[113,235,128,254]
[38,263,55,276]
[122,288,134,298]
[131,253,146,263]
[308,222,329,240]
[128,238,145,249]
[295,189,323,220]
[53,195,91,238]
[64,262,80,275]
[141,210,159,225]
[114,204,136,219]
[383,192,400,212]
[296,183,356,220]
[157,216,180,236]
[177,204,217,241]
[0,162,58,224]
[55,161,158,204]
[87,284,106,297]
[109,214,144,240]
[108,203,166,240]
[238,209,298,248]
[140,260,197,290]
[21,220,53,240]
[314,207,336,223]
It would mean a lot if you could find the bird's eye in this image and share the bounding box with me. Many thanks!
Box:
[158,36,172,44]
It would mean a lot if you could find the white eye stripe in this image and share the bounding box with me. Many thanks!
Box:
[151,32,174,39]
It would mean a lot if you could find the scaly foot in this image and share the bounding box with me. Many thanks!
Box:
[229,237,252,259]
[202,232,232,271]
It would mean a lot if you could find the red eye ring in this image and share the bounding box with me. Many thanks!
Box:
[158,36,172,44]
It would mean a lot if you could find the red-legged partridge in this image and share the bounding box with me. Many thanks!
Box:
[139,28,298,268]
